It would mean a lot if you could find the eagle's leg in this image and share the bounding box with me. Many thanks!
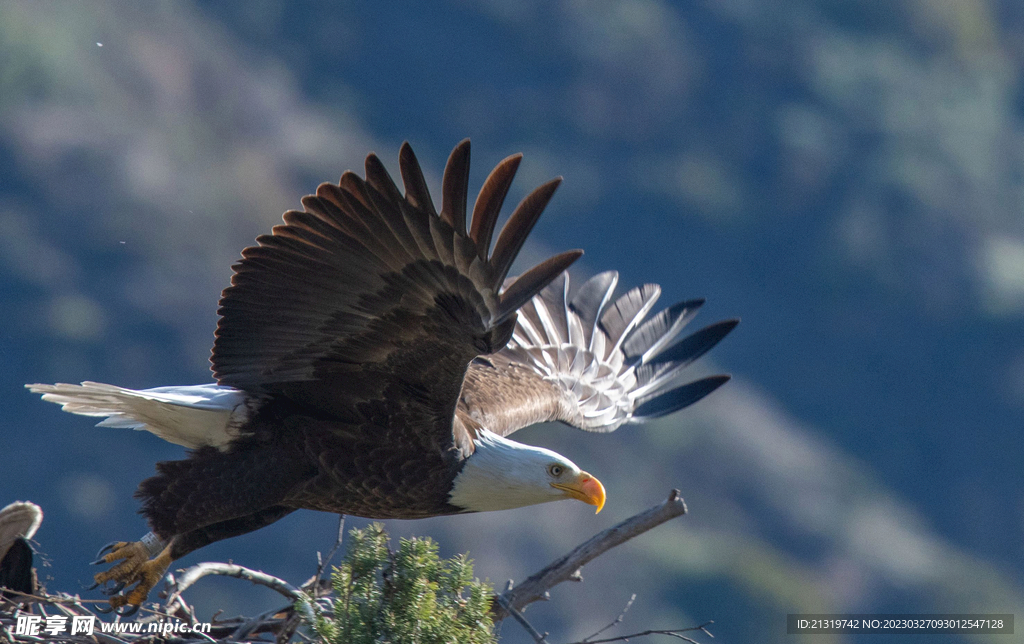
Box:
[169,506,297,558]
[91,506,296,612]
[91,533,173,613]
[90,441,309,611]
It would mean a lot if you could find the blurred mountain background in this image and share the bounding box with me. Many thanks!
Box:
[2,1,1022,642]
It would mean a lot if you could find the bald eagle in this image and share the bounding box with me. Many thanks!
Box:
[27,141,735,612]
[0,501,42,599]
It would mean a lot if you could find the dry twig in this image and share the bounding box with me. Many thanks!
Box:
[583,593,635,642]
[493,489,688,620]
[567,621,715,644]
[312,515,345,585]
[164,562,302,608]
[495,584,549,643]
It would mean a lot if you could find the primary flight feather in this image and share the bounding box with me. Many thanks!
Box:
[27,140,735,612]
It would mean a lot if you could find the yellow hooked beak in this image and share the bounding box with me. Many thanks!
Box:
[551,471,606,513]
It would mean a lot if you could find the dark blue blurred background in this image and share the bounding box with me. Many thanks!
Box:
[2,1,1022,642]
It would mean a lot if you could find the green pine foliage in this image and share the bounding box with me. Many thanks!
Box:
[303,523,497,644]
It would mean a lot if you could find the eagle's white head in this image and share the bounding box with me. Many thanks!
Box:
[448,429,606,513]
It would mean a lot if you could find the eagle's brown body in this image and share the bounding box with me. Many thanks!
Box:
[141,399,462,543]
[139,358,574,555]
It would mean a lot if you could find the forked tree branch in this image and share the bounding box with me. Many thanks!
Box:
[567,621,714,644]
[492,489,688,621]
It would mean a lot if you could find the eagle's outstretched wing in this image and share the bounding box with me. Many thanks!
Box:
[458,271,736,436]
[212,140,581,446]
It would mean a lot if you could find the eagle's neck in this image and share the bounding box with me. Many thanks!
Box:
[447,430,567,513]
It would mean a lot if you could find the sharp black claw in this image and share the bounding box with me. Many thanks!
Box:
[90,558,108,566]
[102,582,126,595]
[118,604,140,617]
[95,542,119,558]
[95,603,115,614]
[87,581,100,591]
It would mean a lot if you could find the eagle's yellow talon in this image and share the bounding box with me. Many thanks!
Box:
[92,540,172,609]
[93,541,134,565]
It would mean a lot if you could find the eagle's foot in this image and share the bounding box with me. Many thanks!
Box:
[90,536,171,614]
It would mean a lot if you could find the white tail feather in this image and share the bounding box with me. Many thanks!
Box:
[25,382,250,450]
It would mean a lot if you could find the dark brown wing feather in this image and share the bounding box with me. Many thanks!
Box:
[212,141,581,452]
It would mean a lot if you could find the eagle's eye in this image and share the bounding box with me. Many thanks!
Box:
[548,464,564,477]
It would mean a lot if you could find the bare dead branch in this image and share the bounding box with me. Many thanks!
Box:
[583,593,635,642]
[308,515,345,589]
[492,489,688,620]
[494,592,549,643]
[273,611,305,644]
[185,628,218,644]
[163,562,302,611]
[231,605,286,641]
[566,621,714,644]
[162,571,198,624]
[0,572,312,643]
